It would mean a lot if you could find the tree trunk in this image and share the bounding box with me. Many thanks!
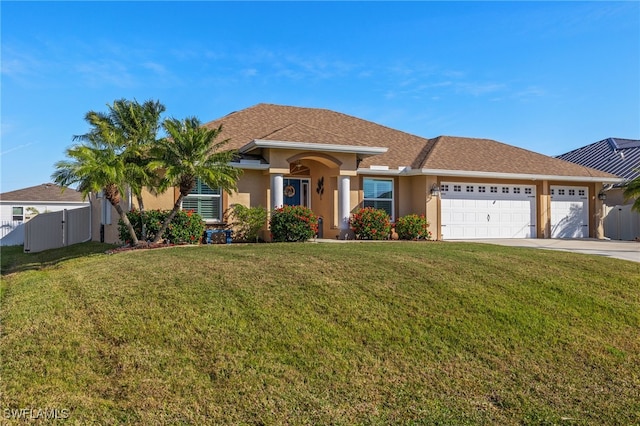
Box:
[151,194,184,244]
[137,195,147,241]
[112,201,139,246]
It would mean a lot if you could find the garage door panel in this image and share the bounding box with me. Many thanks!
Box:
[550,186,588,238]
[463,212,476,223]
[441,182,536,240]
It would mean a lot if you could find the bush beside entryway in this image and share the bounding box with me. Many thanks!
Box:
[350,207,391,240]
[269,205,319,242]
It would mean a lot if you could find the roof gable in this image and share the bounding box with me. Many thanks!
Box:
[0,183,86,203]
[205,103,429,167]
[557,138,640,181]
[262,122,368,147]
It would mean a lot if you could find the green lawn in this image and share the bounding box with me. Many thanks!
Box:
[1,242,639,425]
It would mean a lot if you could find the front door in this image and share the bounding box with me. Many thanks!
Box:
[283,178,310,208]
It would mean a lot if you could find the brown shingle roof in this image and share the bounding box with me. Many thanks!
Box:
[422,136,616,178]
[0,183,86,202]
[205,103,617,179]
[204,103,427,166]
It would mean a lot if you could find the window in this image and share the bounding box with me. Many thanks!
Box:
[453,185,462,192]
[363,178,394,220]
[478,186,486,193]
[441,184,449,192]
[569,189,575,196]
[525,188,532,195]
[182,179,222,221]
[578,189,585,196]
[12,207,23,221]
[558,189,565,195]
[502,187,509,194]
[466,185,474,192]
[513,187,521,194]
[490,186,498,193]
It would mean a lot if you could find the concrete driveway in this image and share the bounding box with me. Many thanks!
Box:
[456,239,640,263]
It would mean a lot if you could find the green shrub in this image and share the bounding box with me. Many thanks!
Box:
[350,207,391,240]
[269,205,318,242]
[395,214,432,240]
[118,209,205,245]
[225,204,267,243]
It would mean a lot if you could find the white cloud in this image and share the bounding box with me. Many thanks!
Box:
[142,61,168,75]
[0,142,34,157]
[75,60,136,88]
[455,82,506,96]
[241,68,258,77]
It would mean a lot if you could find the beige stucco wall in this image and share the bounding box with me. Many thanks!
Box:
[228,169,269,210]
[311,162,341,238]
[143,189,175,210]
[425,176,440,240]
[89,195,128,245]
[397,175,429,218]
[604,187,632,207]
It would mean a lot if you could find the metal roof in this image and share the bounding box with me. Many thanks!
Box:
[557,138,640,183]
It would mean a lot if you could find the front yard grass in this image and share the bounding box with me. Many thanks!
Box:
[1,242,638,424]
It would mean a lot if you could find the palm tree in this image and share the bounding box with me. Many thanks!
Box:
[150,117,242,244]
[623,171,640,212]
[109,99,166,240]
[51,120,140,245]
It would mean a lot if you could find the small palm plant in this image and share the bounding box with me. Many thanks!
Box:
[150,117,242,244]
[623,171,640,212]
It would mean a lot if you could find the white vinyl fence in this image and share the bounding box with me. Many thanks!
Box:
[604,204,640,241]
[23,207,91,253]
[0,221,25,246]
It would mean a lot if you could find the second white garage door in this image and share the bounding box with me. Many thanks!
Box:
[550,186,589,238]
[441,182,537,239]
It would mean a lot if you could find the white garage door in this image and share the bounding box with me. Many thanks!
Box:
[440,182,536,239]
[550,186,589,238]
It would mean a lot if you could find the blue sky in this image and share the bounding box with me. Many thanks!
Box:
[1,1,639,193]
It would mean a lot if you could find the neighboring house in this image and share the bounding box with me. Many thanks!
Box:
[558,138,640,240]
[94,104,621,244]
[0,183,89,246]
[0,183,89,221]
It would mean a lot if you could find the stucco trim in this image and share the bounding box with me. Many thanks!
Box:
[240,139,388,157]
[357,167,623,183]
[229,162,270,170]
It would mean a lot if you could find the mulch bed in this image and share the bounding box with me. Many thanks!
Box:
[105,242,186,254]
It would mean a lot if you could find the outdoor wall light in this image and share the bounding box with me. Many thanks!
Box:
[597,192,607,201]
[430,184,441,197]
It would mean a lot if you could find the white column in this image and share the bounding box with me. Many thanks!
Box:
[338,175,351,233]
[271,173,284,209]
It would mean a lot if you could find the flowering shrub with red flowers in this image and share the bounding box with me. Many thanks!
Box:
[350,207,391,240]
[395,214,432,240]
[118,209,205,245]
[269,205,318,242]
